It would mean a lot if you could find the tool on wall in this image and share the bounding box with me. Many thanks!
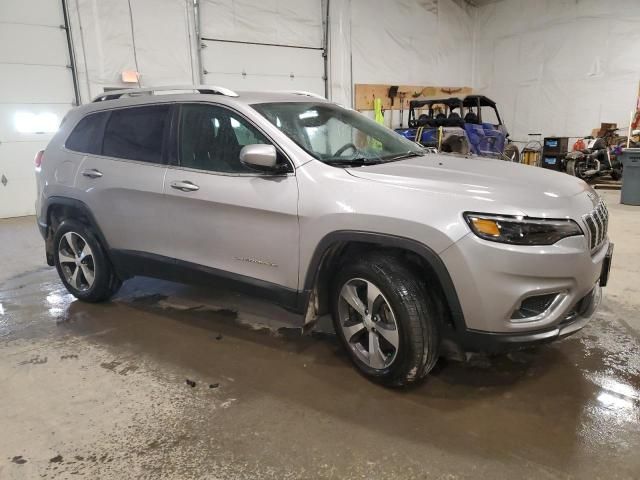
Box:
[398,91,406,128]
[388,85,398,128]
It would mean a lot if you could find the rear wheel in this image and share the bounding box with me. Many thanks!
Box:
[53,220,121,302]
[566,158,588,180]
[610,168,622,181]
[330,253,440,387]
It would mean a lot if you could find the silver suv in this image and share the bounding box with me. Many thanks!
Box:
[35,86,613,386]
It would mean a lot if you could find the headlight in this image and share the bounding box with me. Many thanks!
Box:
[463,212,582,245]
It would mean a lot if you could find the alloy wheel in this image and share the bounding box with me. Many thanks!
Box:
[337,278,399,370]
[58,232,95,292]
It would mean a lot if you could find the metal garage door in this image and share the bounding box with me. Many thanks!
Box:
[199,0,326,96]
[0,0,76,218]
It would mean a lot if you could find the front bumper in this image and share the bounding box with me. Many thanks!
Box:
[440,232,609,333]
[438,231,609,352]
[446,284,601,353]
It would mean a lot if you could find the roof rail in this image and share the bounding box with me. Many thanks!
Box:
[279,90,326,100]
[91,85,239,103]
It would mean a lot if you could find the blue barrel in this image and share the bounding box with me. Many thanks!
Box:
[620,148,640,206]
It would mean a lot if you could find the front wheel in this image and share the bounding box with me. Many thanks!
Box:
[53,220,122,302]
[330,253,440,387]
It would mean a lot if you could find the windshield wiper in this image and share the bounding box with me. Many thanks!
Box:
[381,151,423,162]
[325,157,379,167]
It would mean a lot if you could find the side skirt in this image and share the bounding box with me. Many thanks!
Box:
[110,249,307,316]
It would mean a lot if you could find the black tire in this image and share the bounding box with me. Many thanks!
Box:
[330,252,440,387]
[53,220,121,302]
[566,158,576,176]
[566,158,587,179]
[610,168,622,181]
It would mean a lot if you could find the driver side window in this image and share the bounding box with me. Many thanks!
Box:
[179,104,270,173]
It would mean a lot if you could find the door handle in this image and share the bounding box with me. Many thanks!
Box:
[170,180,200,192]
[81,168,103,179]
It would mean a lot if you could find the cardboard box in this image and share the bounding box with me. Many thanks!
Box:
[598,122,617,137]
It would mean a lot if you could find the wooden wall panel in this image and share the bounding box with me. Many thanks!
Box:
[354,84,473,111]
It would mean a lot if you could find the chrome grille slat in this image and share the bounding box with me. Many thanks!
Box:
[595,208,604,245]
[582,198,608,251]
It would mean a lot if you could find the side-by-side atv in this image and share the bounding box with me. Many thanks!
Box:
[395,95,519,161]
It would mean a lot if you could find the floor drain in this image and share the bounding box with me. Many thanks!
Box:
[1,175,7,186]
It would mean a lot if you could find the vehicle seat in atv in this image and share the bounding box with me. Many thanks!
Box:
[446,112,464,127]
[417,114,433,127]
[435,113,447,127]
[464,112,479,124]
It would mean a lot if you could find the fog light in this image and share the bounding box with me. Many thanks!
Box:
[511,292,565,322]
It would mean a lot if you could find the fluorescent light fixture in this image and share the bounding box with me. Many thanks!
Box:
[14,111,59,134]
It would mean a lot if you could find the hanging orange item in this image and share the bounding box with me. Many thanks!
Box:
[572,138,586,151]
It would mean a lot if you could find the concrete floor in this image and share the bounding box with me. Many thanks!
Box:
[0,190,639,479]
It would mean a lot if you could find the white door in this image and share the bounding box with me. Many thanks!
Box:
[0,0,76,218]
[199,0,325,96]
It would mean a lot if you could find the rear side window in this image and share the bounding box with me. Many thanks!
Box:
[65,112,109,154]
[103,105,169,163]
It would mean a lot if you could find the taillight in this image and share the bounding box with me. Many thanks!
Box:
[34,150,44,168]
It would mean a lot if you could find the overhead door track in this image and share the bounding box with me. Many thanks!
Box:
[201,37,323,51]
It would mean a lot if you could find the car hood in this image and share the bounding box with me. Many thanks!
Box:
[346,154,594,218]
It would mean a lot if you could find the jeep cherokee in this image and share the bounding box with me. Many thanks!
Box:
[34,86,613,386]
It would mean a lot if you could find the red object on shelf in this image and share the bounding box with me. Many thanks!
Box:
[572,138,586,151]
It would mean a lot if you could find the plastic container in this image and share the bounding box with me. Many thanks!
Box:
[619,148,640,206]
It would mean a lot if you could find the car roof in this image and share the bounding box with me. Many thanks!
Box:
[234,91,328,104]
[71,87,329,118]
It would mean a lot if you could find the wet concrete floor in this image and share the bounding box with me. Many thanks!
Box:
[0,190,639,479]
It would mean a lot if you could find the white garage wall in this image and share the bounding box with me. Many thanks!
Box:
[473,0,640,141]
[68,0,197,101]
[0,0,76,218]
[199,0,326,95]
[4,0,638,219]
[329,0,475,125]
[351,0,474,86]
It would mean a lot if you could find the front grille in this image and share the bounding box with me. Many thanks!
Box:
[582,199,608,250]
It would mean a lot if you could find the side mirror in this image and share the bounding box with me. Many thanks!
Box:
[240,144,279,172]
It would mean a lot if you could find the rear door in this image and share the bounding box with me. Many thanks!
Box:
[73,104,173,258]
[163,103,299,290]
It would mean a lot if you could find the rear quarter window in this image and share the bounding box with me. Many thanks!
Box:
[65,111,109,154]
[102,105,169,163]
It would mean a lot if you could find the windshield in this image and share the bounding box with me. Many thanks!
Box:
[252,102,424,165]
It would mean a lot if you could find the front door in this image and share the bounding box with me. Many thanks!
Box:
[163,103,299,291]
